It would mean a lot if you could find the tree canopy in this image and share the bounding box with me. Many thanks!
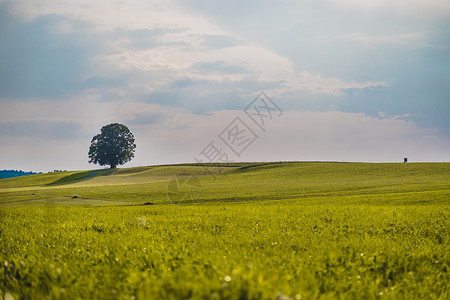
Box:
[88,123,136,169]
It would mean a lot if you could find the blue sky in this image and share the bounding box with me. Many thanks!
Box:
[0,0,449,172]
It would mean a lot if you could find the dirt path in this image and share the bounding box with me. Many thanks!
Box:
[85,170,100,178]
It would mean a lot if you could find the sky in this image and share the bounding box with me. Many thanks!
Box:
[0,0,449,172]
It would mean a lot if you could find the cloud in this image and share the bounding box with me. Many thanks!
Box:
[114,27,189,51]
[125,109,195,130]
[200,34,244,49]
[0,120,81,139]
[1,0,388,106]
[326,0,450,17]
[98,42,387,103]
[0,97,200,133]
[0,10,96,98]
[4,0,224,34]
[192,61,246,74]
[339,32,429,46]
[337,31,449,49]
[126,112,164,126]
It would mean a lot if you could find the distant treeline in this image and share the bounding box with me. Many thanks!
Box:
[0,170,42,179]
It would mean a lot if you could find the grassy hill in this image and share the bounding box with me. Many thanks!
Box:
[1,162,449,299]
[0,162,449,206]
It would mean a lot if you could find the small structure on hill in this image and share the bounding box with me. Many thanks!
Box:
[403,157,408,163]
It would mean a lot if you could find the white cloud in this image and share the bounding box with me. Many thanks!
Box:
[4,0,387,98]
[7,0,224,34]
[327,0,450,17]
[0,95,198,133]
[339,32,428,45]
[99,42,387,97]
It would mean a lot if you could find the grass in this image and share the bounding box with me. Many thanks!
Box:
[0,162,449,299]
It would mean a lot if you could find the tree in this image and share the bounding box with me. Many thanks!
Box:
[88,123,136,169]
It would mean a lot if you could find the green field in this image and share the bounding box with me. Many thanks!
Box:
[1,162,449,299]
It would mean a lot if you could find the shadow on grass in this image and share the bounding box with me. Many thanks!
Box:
[46,169,118,186]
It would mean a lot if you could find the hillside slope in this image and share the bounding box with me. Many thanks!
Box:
[0,162,449,206]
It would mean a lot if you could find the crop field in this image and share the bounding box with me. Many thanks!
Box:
[0,162,449,299]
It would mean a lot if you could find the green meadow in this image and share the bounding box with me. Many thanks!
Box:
[0,162,449,299]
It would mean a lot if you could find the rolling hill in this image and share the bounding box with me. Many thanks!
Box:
[1,162,449,207]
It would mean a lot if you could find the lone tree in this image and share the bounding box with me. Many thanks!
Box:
[88,123,136,169]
